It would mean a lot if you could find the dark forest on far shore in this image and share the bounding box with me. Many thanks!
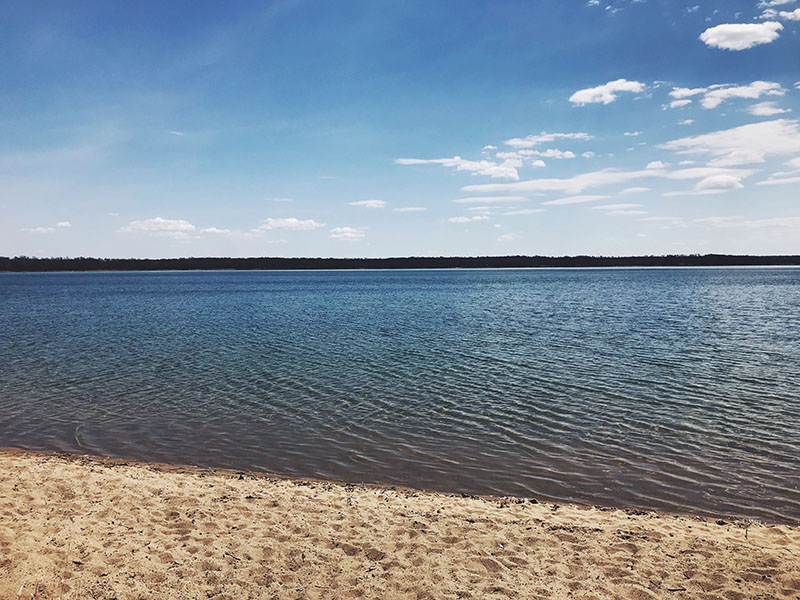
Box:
[1,254,799,272]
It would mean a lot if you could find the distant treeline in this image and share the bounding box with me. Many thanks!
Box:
[1,254,799,272]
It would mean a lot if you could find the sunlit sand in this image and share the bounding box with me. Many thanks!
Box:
[2,450,797,599]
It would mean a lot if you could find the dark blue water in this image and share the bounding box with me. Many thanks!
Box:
[1,268,798,522]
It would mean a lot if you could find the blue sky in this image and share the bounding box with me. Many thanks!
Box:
[2,0,799,258]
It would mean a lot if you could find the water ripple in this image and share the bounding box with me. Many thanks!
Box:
[0,268,798,523]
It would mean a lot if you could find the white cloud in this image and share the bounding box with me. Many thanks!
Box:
[669,82,786,110]
[448,215,490,223]
[592,203,643,210]
[701,81,784,109]
[624,131,642,137]
[21,226,56,234]
[679,119,695,125]
[502,208,545,215]
[200,227,232,234]
[758,0,795,7]
[118,217,196,239]
[542,195,610,206]
[482,145,497,150]
[757,175,800,185]
[670,87,707,99]
[699,22,783,50]
[272,197,295,203]
[453,196,529,204]
[694,174,745,193]
[569,79,646,105]
[646,161,667,169]
[663,174,746,196]
[392,206,428,212]
[659,119,800,166]
[787,157,800,169]
[748,102,790,116]
[349,199,386,208]
[695,216,800,229]
[621,187,650,194]
[462,166,754,195]
[21,220,71,234]
[498,233,521,242]
[168,130,185,136]
[395,156,521,179]
[643,214,800,230]
[523,149,576,159]
[504,132,592,148]
[258,217,326,230]
[780,8,800,19]
[582,151,596,158]
[604,209,648,216]
[329,226,366,241]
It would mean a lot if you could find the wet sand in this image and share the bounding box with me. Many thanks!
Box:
[1,449,798,599]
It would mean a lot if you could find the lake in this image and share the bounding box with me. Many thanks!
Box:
[1,268,798,523]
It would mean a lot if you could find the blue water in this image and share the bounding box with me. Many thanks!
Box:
[1,268,798,523]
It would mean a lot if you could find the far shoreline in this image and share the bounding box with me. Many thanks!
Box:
[2,253,800,272]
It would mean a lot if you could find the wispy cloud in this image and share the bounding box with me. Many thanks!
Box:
[664,174,745,196]
[396,156,521,179]
[502,208,545,215]
[462,166,755,195]
[258,217,326,230]
[448,215,490,223]
[453,196,529,204]
[349,199,386,208]
[748,102,791,116]
[668,82,785,110]
[543,195,610,206]
[504,132,592,148]
[659,119,800,166]
[329,226,366,241]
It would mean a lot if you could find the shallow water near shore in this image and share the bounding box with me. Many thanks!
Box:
[1,267,798,522]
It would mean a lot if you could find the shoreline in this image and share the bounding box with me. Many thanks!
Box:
[2,449,798,599]
[4,447,794,527]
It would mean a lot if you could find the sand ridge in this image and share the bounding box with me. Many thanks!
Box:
[1,450,798,599]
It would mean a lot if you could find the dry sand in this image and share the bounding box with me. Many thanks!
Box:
[1,450,798,600]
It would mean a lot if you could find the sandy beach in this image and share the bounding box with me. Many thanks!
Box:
[1,450,797,599]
